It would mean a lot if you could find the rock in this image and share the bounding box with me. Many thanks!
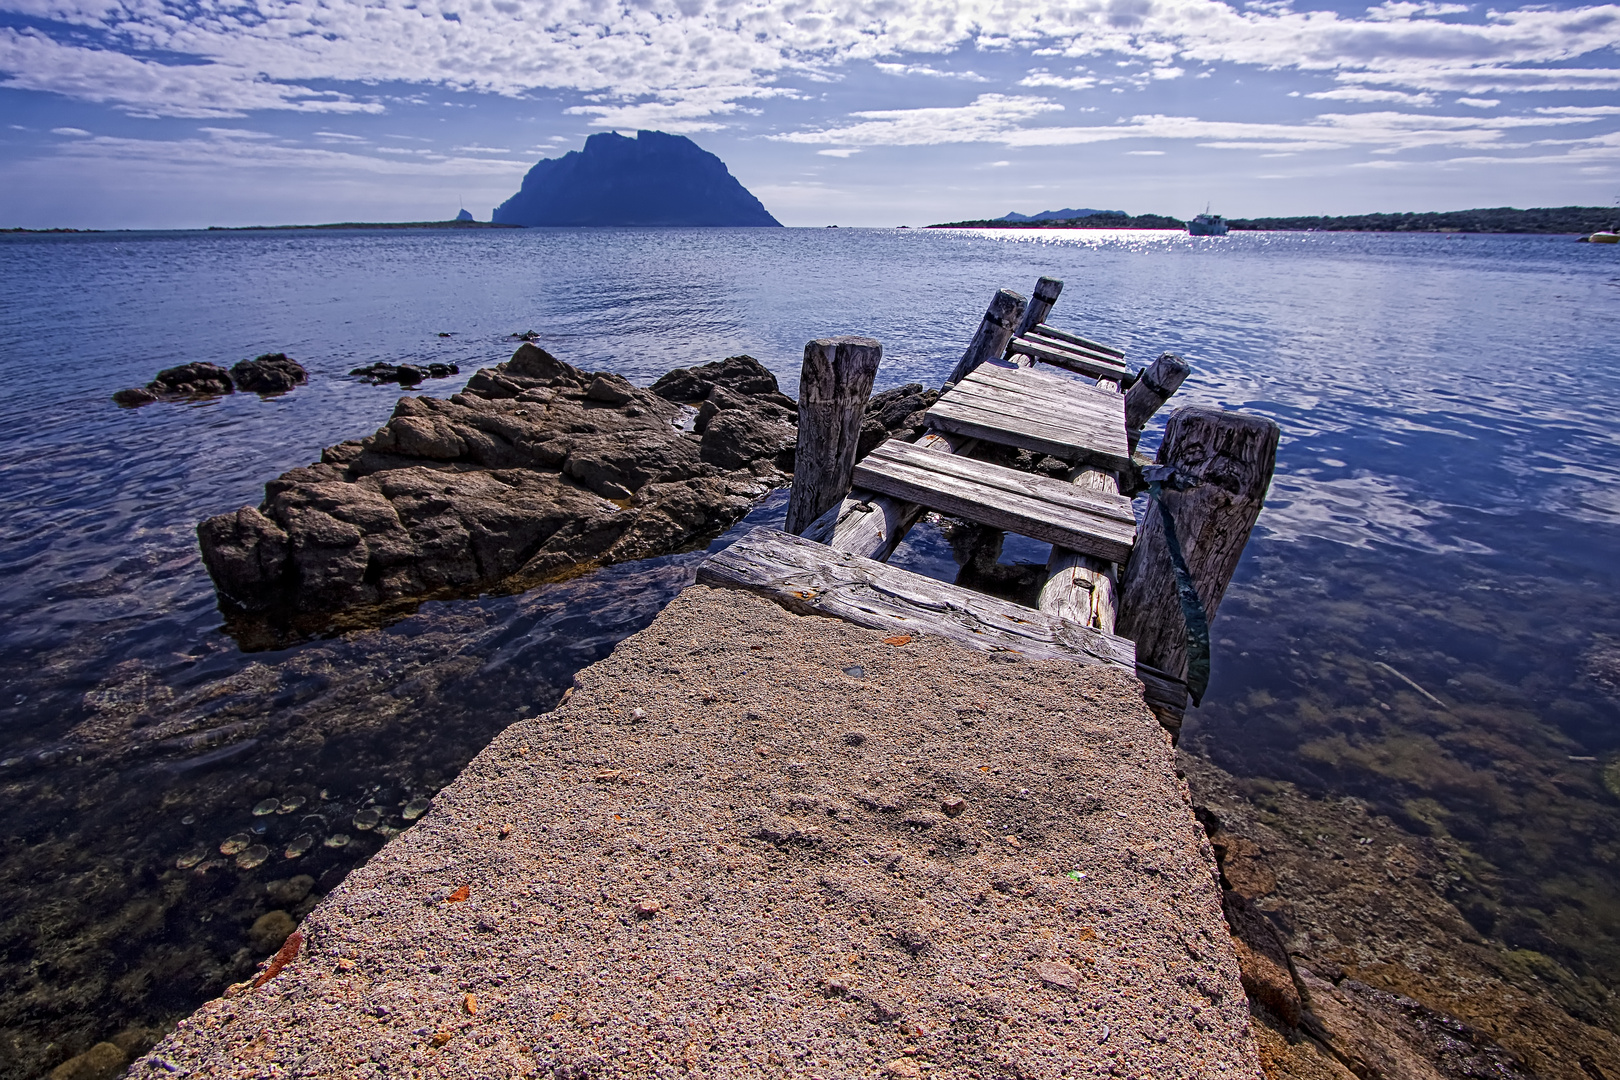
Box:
[152,362,235,396]
[48,1043,125,1080]
[266,875,315,906]
[585,374,635,405]
[113,362,234,405]
[883,1058,921,1079]
[198,344,799,628]
[249,910,297,954]
[1029,960,1080,990]
[941,796,966,817]
[350,361,461,386]
[1223,890,1302,1026]
[231,353,308,394]
[650,355,784,403]
[633,899,661,917]
[855,415,891,460]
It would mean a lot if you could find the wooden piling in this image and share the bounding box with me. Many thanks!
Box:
[946,289,1025,386]
[1037,466,1121,631]
[802,431,977,559]
[1123,353,1191,452]
[1008,278,1063,369]
[1115,407,1280,730]
[785,337,884,536]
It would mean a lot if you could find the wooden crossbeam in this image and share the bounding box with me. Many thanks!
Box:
[853,440,1136,563]
[696,526,1137,671]
[1008,336,1130,381]
[1031,323,1125,359]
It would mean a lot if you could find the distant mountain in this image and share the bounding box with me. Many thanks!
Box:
[997,208,1125,222]
[930,213,1184,230]
[492,131,781,227]
[455,209,474,222]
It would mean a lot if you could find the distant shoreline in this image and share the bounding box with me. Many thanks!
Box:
[929,205,1618,235]
[2,220,521,234]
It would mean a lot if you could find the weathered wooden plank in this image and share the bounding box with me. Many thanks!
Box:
[1010,336,1131,379]
[1032,323,1125,359]
[946,289,1025,387]
[1024,330,1129,370]
[785,337,883,535]
[1123,353,1191,452]
[697,526,1137,670]
[1038,466,1122,631]
[925,398,1135,472]
[853,444,1136,563]
[949,376,1129,449]
[804,431,977,561]
[1116,406,1280,696]
[966,364,1122,405]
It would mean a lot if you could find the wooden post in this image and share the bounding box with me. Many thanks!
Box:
[946,289,1025,386]
[785,337,883,536]
[1123,353,1191,452]
[1116,407,1280,712]
[1037,466,1120,630]
[1012,277,1063,341]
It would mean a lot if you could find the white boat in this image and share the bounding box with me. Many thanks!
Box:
[1584,231,1619,244]
[1188,212,1228,237]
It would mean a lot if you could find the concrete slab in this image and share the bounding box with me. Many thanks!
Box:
[134,586,1260,1079]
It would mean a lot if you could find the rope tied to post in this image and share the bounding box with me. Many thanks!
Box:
[1141,465,1211,706]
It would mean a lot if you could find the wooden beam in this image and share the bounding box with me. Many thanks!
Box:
[785,337,883,535]
[946,288,1025,386]
[924,398,1133,472]
[1032,323,1125,359]
[852,440,1137,563]
[802,431,977,561]
[1116,407,1280,725]
[1008,336,1130,381]
[1123,353,1191,452]
[697,526,1137,671]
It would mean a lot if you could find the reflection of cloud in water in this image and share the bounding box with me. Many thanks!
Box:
[1257,471,1493,555]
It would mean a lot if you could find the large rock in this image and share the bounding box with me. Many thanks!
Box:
[491,130,781,227]
[197,344,800,622]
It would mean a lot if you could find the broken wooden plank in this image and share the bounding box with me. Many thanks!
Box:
[803,431,978,560]
[853,441,1136,563]
[1038,466,1123,632]
[697,526,1136,670]
[1032,323,1125,359]
[949,372,1130,454]
[1010,336,1131,380]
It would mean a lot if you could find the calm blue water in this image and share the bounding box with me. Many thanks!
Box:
[1,226,1617,1074]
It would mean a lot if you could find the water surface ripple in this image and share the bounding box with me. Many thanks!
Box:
[1,227,1617,1076]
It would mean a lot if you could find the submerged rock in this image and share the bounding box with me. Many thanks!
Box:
[113,362,235,406]
[198,345,865,630]
[350,361,460,386]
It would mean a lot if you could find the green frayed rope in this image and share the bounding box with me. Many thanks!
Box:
[1143,466,1211,707]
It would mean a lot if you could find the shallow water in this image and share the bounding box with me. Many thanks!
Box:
[1,226,1618,1075]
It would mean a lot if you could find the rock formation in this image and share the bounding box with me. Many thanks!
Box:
[113,355,308,405]
[491,131,781,227]
[198,344,934,626]
[350,361,460,386]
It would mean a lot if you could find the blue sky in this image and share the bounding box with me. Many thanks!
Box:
[2,0,1618,228]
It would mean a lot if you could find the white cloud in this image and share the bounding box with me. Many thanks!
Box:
[452,144,512,153]
[1127,149,1167,154]
[988,159,1011,166]
[1363,1,1472,21]
[1306,87,1437,105]
[874,62,989,82]
[1456,97,1501,108]
[1019,72,1101,91]
[773,97,1610,158]
[49,125,88,135]
[817,147,860,157]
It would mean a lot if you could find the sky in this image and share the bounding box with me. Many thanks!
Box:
[1,0,1618,228]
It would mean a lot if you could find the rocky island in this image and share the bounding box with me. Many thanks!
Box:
[196,344,932,631]
[491,131,781,227]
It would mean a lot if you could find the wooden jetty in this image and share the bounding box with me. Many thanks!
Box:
[699,277,1280,736]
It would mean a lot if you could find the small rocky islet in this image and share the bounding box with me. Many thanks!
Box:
[196,342,934,631]
[112,353,309,405]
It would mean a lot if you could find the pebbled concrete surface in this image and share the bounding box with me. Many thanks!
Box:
[134,585,1260,1079]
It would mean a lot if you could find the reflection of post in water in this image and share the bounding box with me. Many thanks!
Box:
[700,275,1280,740]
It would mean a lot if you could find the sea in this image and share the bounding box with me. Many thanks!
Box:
[0,225,1616,1076]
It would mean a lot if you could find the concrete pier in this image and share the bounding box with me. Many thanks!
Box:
[135,587,1260,1079]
